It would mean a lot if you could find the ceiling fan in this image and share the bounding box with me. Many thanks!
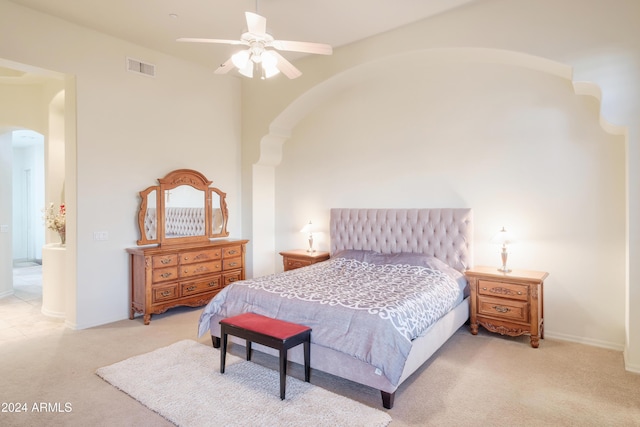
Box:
[177,11,332,79]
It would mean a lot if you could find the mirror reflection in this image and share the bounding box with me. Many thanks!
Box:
[211,192,223,234]
[164,186,206,238]
[144,189,158,241]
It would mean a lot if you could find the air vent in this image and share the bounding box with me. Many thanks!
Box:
[126,57,156,77]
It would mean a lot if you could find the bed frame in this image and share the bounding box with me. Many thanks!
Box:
[209,208,473,409]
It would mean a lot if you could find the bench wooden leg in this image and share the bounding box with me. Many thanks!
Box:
[304,340,311,382]
[220,331,228,374]
[246,341,252,361]
[279,349,287,400]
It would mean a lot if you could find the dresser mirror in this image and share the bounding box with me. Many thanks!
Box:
[136,169,229,246]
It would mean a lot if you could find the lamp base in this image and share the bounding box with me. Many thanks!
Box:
[497,266,512,273]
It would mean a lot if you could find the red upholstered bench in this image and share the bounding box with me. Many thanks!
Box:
[219,312,312,400]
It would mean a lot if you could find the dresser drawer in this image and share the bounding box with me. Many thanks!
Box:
[181,276,222,296]
[478,296,529,322]
[152,284,178,303]
[223,257,243,270]
[180,261,222,278]
[223,271,242,286]
[152,254,178,268]
[223,246,242,258]
[152,266,178,283]
[478,280,528,301]
[181,249,222,265]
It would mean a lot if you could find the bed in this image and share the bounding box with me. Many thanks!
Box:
[198,208,473,409]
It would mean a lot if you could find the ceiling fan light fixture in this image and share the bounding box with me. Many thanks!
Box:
[263,64,280,79]
[238,61,254,78]
[231,50,250,69]
[178,10,332,80]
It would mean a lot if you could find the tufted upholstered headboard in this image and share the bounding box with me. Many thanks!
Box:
[330,208,473,273]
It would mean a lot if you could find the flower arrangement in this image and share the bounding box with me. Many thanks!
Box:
[44,202,66,244]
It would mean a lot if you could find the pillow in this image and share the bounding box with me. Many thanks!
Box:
[332,250,468,295]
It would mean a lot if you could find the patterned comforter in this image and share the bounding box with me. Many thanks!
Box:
[198,257,464,386]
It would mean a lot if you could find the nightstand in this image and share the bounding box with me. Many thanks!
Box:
[466,266,549,348]
[279,249,330,271]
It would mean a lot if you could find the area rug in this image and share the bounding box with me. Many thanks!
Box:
[96,339,391,427]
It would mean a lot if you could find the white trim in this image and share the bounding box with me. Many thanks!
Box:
[544,330,624,352]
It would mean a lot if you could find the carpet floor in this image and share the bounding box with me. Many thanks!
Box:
[96,339,391,427]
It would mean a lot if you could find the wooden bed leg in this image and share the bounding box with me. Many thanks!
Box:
[381,391,395,409]
[211,336,220,348]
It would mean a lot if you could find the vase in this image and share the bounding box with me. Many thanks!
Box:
[58,230,66,245]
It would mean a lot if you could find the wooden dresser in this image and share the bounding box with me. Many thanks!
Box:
[466,266,548,348]
[279,249,330,271]
[127,239,248,324]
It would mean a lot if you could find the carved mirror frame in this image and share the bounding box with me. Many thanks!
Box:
[136,169,229,246]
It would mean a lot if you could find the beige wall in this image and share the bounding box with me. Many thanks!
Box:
[276,59,626,348]
[0,1,242,328]
[241,0,640,370]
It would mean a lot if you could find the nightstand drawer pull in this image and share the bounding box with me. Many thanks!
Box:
[493,305,510,313]
[160,272,172,278]
[186,285,197,291]
[161,290,171,297]
[160,258,172,265]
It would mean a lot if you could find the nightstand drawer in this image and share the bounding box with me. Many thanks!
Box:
[478,280,528,301]
[478,296,528,322]
[285,258,312,270]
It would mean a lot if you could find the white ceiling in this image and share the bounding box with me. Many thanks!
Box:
[6,0,479,70]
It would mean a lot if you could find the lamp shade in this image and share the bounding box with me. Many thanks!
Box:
[492,227,514,246]
[300,221,314,234]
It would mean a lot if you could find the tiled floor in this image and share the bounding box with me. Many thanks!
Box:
[0,263,66,344]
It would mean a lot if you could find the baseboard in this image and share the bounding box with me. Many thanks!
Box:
[0,289,14,298]
[623,349,640,374]
[544,330,624,352]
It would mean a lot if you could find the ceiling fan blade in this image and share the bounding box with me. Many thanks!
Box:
[176,37,246,46]
[270,51,302,79]
[245,11,267,35]
[214,57,235,75]
[270,40,333,55]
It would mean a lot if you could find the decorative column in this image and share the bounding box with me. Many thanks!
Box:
[41,243,66,318]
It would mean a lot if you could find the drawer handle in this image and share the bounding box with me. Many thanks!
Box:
[186,285,197,291]
[228,250,238,255]
[482,287,487,290]
[160,258,172,265]
[160,272,172,278]
[161,290,171,297]
[208,281,217,287]
[183,256,189,261]
[493,305,510,313]
[228,278,237,282]
[228,262,238,267]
